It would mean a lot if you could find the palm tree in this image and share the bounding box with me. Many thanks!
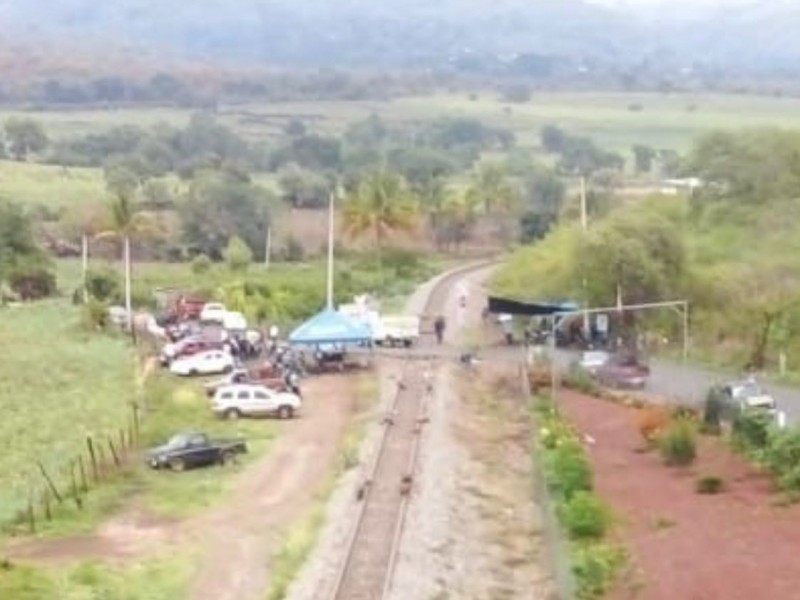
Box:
[465,162,520,243]
[96,190,157,332]
[342,170,418,264]
[416,177,451,250]
[465,161,519,214]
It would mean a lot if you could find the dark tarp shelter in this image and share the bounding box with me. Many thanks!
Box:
[487,296,579,317]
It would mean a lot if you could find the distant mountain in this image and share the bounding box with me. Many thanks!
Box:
[1,0,799,77]
[0,0,640,67]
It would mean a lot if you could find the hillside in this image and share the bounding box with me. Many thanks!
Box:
[2,1,800,89]
[0,0,643,68]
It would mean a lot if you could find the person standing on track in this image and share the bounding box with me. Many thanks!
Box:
[434,315,446,345]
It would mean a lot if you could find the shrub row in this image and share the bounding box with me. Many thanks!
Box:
[734,411,800,495]
[535,401,624,599]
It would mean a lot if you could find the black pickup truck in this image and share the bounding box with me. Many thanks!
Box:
[147,432,247,471]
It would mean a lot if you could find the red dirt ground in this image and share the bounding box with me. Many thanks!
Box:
[559,390,800,600]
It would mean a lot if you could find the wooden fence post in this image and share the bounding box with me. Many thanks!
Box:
[27,488,36,534]
[70,462,83,510]
[108,437,121,467]
[87,436,99,482]
[43,488,51,521]
[132,403,140,442]
[37,462,63,504]
[78,454,89,493]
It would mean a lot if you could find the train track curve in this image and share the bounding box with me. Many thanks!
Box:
[327,261,494,600]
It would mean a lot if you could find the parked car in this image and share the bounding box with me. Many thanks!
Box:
[212,384,302,420]
[200,302,227,324]
[573,350,611,375]
[723,379,777,416]
[595,354,650,389]
[222,310,247,331]
[205,368,251,397]
[147,432,247,471]
[170,350,235,376]
[160,337,225,365]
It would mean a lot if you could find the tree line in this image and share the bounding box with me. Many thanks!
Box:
[496,127,800,372]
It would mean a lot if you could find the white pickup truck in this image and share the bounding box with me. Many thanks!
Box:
[373,315,420,348]
[339,305,420,348]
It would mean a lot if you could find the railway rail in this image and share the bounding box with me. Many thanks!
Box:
[328,262,492,600]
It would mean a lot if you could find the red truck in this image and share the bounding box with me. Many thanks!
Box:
[204,362,292,397]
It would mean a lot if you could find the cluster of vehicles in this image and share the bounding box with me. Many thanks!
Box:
[146,295,423,473]
[146,299,305,472]
[572,349,781,422]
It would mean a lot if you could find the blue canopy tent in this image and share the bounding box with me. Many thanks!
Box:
[289,308,372,347]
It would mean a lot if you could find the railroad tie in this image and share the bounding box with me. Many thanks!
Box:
[400,474,413,496]
[356,479,372,501]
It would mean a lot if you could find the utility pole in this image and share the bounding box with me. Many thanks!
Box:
[81,233,89,303]
[326,188,336,310]
[580,176,590,342]
[264,226,272,270]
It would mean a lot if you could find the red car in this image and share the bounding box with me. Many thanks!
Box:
[595,355,650,389]
[161,338,226,365]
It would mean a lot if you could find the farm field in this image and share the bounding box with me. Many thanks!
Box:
[5,91,800,210]
[0,301,137,529]
[1,91,800,150]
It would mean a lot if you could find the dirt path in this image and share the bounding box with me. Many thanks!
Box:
[8,374,359,600]
[560,390,800,600]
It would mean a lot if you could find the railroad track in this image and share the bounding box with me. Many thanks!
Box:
[328,261,493,600]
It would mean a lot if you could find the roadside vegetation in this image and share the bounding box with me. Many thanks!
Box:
[535,399,625,599]
[495,127,800,376]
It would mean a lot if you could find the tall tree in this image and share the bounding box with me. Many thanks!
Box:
[181,170,274,260]
[465,161,520,243]
[577,209,686,353]
[632,144,657,173]
[4,118,48,161]
[342,170,417,266]
[465,162,519,214]
[96,180,158,331]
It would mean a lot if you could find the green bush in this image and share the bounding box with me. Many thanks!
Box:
[696,475,725,494]
[563,364,599,395]
[777,465,800,493]
[658,419,697,466]
[561,491,610,540]
[760,428,800,491]
[83,299,110,330]
[85,268,121,303]
[224,235,253,272]
[548,440,593,500]
[701,386,725,435]
[9,265,56,300]
[191,253,212,275]
[732,411,773,453]
[282,236,305,262]
[573,543,626,600]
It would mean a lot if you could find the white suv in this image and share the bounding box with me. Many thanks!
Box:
[212,384,302,420]
[170,350,235,377]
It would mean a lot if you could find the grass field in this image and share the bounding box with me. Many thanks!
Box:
[5,91,800,209]
[0,298,283,536]
[4,92,800,152]
[0,301,136,529]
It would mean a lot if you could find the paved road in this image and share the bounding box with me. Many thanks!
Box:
[361,342,800,425]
